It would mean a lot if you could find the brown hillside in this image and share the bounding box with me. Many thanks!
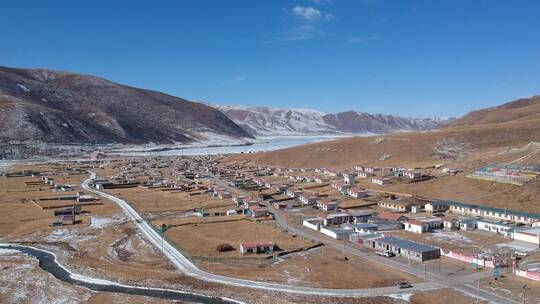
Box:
[445,95,540,127]
[229,119,540,170]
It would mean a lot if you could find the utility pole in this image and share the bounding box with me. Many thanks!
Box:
[476,280,480,304]
[521,284,528,304]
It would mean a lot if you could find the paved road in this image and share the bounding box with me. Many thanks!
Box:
[82,173,439,298]
[210,175,518,304]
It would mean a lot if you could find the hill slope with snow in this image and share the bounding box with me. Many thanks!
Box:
[212,104,449,136]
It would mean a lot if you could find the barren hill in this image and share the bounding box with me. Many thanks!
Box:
[445,95,540,127]
[228,120,540,170]
[0,66,252,144]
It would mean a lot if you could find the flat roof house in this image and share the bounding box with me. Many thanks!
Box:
[513,228,540,246]
[240,242,274,254]
[369,236,440,261]
[404,217,442,234]
[438,200,540,224]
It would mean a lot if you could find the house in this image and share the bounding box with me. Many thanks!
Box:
[513,228,540,246]
[286,188,303,198]
[249,206,268,218]
[320,226,356,240]
[371,177,391,185]
[343,173,356,185]
[378,199,412,212]
[314,177,330,184]
[303,218,323,231]
[439,200,540,224]
[54,205,81,216]
[376,211,409,223]
[350,232,385,246]
[218,191,232,199]
[476,219,515,237]
[405,170,422,181]
[51,214,76,226]
[299,194,319,205]
[425,201,449,213]
[240,242,274,254]
[347,187,368,199]
[443,218,459,231]
[367,219,405,231]
[318,198,339,211]
[458,218,477,231]
[369,236,440,261]
[404,220,430,234]
[331,182,351,192]
[354,165,366,172]
[232,195,248,206]
[357,171,371,179]
[349,210,375,223]
[364,167,380,174]
[322,213,353,226]
[404,217,442,234]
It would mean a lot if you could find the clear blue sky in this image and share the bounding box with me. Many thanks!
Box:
[2,0,540,118]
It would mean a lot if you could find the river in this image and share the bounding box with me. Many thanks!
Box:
[0,244,240,304]
[109,135,349,157]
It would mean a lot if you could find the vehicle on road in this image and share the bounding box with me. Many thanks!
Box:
[376,251,395,258]
[398,282,413,289]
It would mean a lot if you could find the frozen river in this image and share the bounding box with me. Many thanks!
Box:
[110,135,349,157]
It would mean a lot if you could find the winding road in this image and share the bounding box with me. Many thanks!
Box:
[82,172,516,303]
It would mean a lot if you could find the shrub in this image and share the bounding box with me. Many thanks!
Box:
[216,243,234,252]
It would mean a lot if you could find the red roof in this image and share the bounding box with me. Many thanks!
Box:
[406,219,427,226]
[377,211,408,221]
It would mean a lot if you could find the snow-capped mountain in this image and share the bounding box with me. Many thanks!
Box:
[212,104,450,136]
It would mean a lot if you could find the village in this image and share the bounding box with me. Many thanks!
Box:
[2,152,540,303]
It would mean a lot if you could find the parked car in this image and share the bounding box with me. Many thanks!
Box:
[515,251,528,257]
[376,251,395,258]
[398,282,413,289]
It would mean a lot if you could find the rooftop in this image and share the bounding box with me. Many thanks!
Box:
[377,236,439,254]
[437,200,540,220]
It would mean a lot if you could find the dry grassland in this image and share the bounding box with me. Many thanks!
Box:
[199,245,419,289]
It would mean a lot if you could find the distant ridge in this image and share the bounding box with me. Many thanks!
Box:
[211,104,450,136]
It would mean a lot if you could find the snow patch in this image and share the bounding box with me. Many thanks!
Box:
[0,248,21,256]
[90,215,125,229]
[387,293,413,302]
[16,83,31,93]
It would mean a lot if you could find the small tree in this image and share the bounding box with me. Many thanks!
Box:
[216,243,234,252]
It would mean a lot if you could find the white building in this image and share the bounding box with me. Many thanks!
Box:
[513,228,540,246]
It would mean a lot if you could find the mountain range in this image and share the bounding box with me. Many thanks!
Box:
[0,66,252,145]
[212,104,450,136]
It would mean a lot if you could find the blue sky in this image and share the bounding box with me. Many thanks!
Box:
[1,0,540,118]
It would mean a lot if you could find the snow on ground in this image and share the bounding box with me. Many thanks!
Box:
[16,83,31,93]
[427,230,471,243]
[0,253,91,304]
[496,240,539,252]
[90,215,125,229]
[0,248,21,256]
[45,228,96,250]
[387,293,413,302]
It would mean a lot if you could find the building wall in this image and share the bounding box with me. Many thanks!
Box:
[513,232,540,245]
